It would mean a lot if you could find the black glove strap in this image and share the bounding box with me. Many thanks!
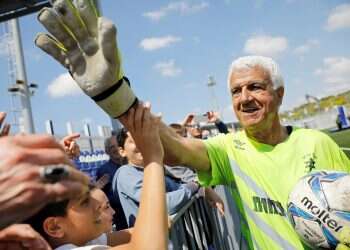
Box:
[91,76,131,102]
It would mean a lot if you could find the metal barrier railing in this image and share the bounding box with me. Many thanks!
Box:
[169,185,249,250]
[212,185,250,250]
[169,193,226,250]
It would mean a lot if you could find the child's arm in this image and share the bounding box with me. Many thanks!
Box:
[112,103,167,250]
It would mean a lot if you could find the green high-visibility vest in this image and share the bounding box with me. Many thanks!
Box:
[198,127,350,249]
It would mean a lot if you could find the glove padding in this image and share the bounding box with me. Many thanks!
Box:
[35,0,137,118]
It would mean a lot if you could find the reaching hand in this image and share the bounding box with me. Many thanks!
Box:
[36,0,136,118]
[120,102,163,165]
[0,134,89,229]
[0,224,51,250]
[0,112,10,137]
[95,174,109,189]
[182,113,195,127]
[204,187,225,216]
[207,111,220,123]
[60,133,80,159]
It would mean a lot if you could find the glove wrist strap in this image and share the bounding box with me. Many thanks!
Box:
[92,76,138,118]
[91,76,130,102]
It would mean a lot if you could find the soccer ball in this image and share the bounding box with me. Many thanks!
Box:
[287,171,350,249]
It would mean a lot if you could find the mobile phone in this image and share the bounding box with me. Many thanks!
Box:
[193,114,208,124]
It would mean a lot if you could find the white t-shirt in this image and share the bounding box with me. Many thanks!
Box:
[55,233,109,250]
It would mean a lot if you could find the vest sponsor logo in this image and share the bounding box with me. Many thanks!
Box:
[301,196,343,232]
[253,196,286,216]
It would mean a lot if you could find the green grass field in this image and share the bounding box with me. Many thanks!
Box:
[325,128,350,158]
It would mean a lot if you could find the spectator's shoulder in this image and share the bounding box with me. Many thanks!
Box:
[116,164,131,176]
[116,165,144,193]
[96,161,111,175]
[291,127,337,147]
[116,165,143,180]
[115,165,133,189]
[98,160,111,171]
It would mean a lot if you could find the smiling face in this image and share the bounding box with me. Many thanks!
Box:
[91,189,115,233]
[229,66,284,131]
[52,190,105,246]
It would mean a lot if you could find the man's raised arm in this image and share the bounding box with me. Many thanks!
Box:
[35,0,210,173]
[121,104,210,172]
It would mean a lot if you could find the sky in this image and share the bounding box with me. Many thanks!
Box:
[0,0,350,135]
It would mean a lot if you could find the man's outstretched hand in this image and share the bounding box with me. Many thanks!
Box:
[36,0,136,118]
[60,133,80,159]
[0,224,51,250]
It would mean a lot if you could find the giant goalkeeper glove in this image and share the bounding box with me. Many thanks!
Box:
[35,0,137,118]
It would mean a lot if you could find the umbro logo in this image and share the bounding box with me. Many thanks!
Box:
[233,139,246,150]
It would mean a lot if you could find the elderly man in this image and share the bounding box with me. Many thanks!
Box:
[143,56,350,249]
[35,1,349,249]
[97,135,125,183]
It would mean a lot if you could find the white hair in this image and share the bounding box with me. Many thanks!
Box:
[227,56,284,90]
